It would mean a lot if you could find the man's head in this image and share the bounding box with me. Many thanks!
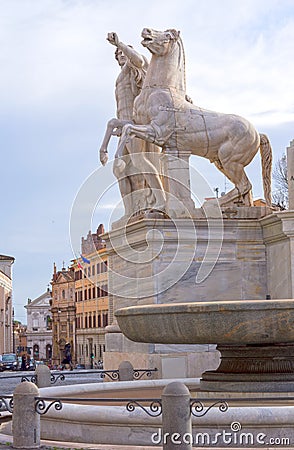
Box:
[115,48,126,66]
[115,45,133,66]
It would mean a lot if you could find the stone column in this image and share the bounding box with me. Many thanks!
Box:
[161,148,195,218]
[119,360,134,381]
[36,364,51,388]
[287,139,294,210]
[162,382,192,450]
[13,381,40,448]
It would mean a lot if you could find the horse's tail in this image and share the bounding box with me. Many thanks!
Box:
[259,133,272,207]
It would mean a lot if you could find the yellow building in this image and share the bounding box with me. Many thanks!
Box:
[0,254,14,354]
[51,264,75,366]
[74,225,109,367]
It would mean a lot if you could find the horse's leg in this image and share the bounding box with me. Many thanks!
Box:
[215,145,253,206]
[115,123,158,159]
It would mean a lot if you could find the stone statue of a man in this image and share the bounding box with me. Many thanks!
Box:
[99,32,165,217]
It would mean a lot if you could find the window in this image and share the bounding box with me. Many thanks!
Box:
[62,290,65,299]
[46,315,52,330]
[92,265,95,276]
[92,287,96,298]
[101,284,108,297]
[46,344,52,360]
[33,344,39,359]
[103,313,108,327]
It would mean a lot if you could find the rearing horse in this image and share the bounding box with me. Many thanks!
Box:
[116,28,272,207]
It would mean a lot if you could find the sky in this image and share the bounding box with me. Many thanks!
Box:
[0,0,293,323]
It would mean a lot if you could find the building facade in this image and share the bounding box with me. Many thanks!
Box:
[0,254,15,354]
[25,289,52,361]
[13,321,27,356]
[50,225,109,368]
[74,224,109,367]
[51,264,75,366]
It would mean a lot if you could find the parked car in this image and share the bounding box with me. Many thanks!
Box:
[0,353,18,371]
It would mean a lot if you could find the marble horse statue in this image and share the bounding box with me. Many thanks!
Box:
[114,28,272,207]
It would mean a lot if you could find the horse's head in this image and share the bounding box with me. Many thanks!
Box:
[141,28,180,56]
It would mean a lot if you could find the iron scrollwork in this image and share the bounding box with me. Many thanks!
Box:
[50,373,65,384]
[126,400,162,417]
[190,400,229,417]
[133,368,158,380]
[21,375,37,384]
[99,370,119,381]
[0,397,13,413]
[35,398,63,415]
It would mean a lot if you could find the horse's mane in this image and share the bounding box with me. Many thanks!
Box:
[165,29,186,92]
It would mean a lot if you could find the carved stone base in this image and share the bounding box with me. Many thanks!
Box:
[201,343,294,392]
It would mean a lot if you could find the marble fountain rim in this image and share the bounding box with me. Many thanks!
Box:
[115,299,294,346]
[115,299,294,316]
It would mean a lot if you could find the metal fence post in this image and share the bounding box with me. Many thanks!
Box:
[162,381,192,450]
[118,360,134,381]
[12,381,40,448]
[35,364,51,388]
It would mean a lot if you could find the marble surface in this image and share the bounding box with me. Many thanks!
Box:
[115,299,294,345]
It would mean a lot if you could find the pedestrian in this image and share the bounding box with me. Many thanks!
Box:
[21,355,26,371]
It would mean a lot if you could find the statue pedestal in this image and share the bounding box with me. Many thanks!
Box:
[102,208,284,377]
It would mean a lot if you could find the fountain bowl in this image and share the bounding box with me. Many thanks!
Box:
[115,299,294,346]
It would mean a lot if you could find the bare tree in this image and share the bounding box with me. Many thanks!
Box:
[272,153,288,209]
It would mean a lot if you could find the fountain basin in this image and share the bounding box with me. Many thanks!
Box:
[116,299,294,391]
[115,299,294,346]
